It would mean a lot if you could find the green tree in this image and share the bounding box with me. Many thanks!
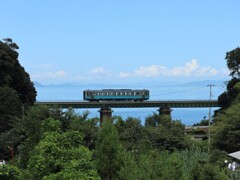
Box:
[189,163,227,180]
[0,164,20,180]
[180,149,228,180]
[119,149,228,180]
[225,47,240,78]
[212,103,240,153]
[2,105,99,168]
[0,87,22,160]
[146,114,187,152]
[9,105,53,168]
[0,38,37,157]
[94,120,124,180]
[0,87,22,132]
[145,112,161,127]
[0,38,36,106]
[181,149,209,179]
[160,151,184,180]
[218,47,240,110]
[193,119,209,126]
[26,118,100,179]
[218,79,240,109]
[133,150,165,179]
[114,117,149,152]
[68,110,99,150]
[118,150,165,180]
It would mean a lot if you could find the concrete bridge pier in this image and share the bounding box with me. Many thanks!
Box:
[158,107,172,116]
[99,107,113,123]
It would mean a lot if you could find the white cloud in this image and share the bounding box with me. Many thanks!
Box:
[119,72,131,78]
[119,59,221,78]
[169,59,199,76]
[88,67,111,77]
[31,61,228,84]
[54,70,66,77]
[32,70,67,80]
[134,65,161,77]
[33,67,112,82]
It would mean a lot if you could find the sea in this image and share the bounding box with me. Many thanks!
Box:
[35,80,226,126]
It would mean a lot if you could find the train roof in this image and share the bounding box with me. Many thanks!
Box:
[84,89,149,91]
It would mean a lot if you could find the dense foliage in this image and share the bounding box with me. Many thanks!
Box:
[0,106,233,179]
[212,103,240,153]
[225,47,240,78]
[0,87,22,132]
[213,47,240,155]
[0,38,36,106]
[218,79,240,109]
[0,38,37,161]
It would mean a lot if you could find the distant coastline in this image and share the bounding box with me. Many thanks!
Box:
[33,79,227,88]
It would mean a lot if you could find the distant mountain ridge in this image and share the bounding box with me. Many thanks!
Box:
[33,79,227,88]
[179,80,227,87]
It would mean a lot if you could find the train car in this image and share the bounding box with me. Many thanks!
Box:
[83,89,149,102]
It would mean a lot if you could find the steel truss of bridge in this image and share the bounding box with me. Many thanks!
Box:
[35,100,220,109]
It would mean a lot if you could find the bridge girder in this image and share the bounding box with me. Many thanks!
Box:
[35,100,219,109]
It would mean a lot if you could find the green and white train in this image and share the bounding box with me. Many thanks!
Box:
[83,89,149,102]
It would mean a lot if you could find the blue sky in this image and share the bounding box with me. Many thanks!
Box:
[1,0,240,85]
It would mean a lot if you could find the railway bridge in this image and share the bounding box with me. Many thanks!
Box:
[35,100,220,122]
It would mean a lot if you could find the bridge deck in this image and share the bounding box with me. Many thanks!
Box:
[35,100,219,109]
